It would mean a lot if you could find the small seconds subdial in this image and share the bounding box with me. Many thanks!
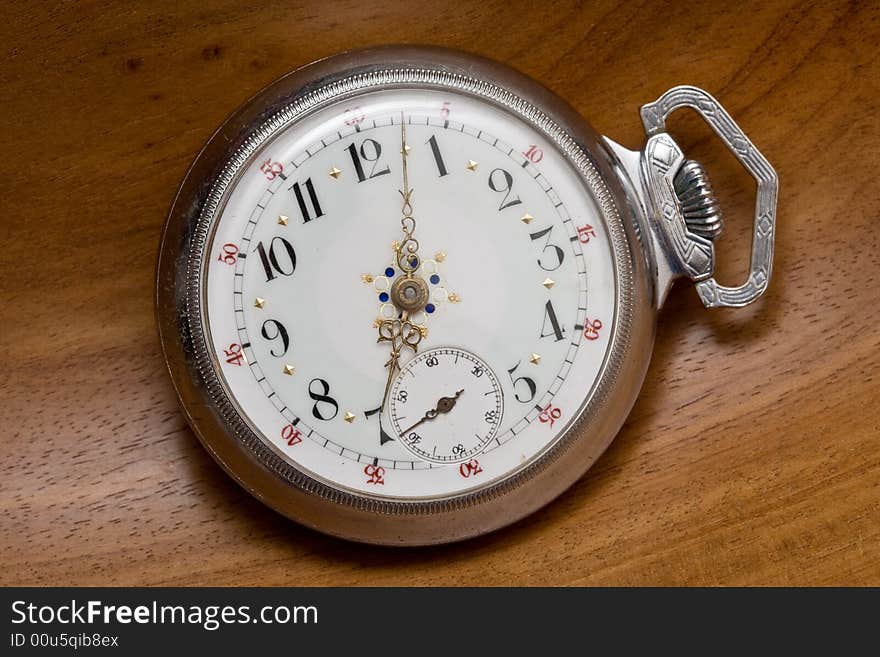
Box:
[389,347,504,464]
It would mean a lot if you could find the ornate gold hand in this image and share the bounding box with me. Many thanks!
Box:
[376,113,425,412]
[401,389,464,435]
[395,113,419,275]
[376,317,422,411]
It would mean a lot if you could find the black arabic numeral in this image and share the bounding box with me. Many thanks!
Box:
[364,405,395,445]
[255,236,297,282]
[346,138,390,182]
[427,135,448,177]
[488,168,521,211]
[507,361,537,403]
[529,226,565,271]
[260,319,290,357]
[308,378,339,421]
[290,178,324,223]
[540,300,566,342]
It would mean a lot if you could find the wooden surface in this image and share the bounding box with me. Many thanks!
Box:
[2,1,878,586]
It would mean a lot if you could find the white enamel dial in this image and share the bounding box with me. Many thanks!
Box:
[389,347,504,464]
[203,87,616,499]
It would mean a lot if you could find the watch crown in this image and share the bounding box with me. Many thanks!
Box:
[673,159,723,240]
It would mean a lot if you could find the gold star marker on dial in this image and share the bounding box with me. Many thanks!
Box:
[282,364,295,376]
[329,166,342,179]
[542,278,555,289]
[530,353,541,365]
[361,273,374,284]
[277,214,289,226]
[392,240,401,252]
[521,213,534,224]
[254,297,266,309]
[434,251,446,263]
[448,292,461,303]
[344,412,356,423]
[466,159,479,172]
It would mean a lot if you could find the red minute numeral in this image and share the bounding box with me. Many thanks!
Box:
[576,224,597,243]
[538,403,562,428]
[364,464,385,485]
[224,343,244,366]
[217,242,239,265]
[344,106,365,126]
[259,158,283,180]
[583,318,603,341]
[281,424,302,446]
[459,459,483,478]
[523,144,544,163]
[440,100,452,118]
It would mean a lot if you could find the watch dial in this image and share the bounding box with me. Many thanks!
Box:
[203,88,616,498]
[389,347,504,465]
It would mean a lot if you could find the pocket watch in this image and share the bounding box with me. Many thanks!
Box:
[157,46,777,545]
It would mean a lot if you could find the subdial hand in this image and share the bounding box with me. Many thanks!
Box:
[401,389,464,435]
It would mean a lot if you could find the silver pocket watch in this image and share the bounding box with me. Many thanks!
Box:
[157,46,777,545]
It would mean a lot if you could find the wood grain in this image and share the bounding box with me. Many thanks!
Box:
[1,0,878,586]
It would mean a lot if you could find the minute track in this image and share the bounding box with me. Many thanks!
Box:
[198,80,614,500]
[226,112,591,468]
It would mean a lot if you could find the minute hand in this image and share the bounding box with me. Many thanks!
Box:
[376,112,423,413]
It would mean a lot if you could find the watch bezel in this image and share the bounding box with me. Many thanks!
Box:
[156,45,657,545]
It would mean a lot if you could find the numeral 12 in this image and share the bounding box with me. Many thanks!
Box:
[346,139,390,182]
